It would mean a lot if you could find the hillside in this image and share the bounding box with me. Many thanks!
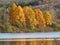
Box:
[0,0,60,33]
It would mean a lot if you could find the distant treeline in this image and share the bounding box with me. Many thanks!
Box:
[0,0,45,8]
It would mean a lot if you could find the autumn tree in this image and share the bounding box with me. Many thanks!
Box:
[9,3,26,27]
[9,3,17,25]
[17,6,26,27]
[44,10,52,26]
[23,6,37,30]
[34,8,46,27]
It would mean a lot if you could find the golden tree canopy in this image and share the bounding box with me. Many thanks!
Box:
[34,8,46,27]
[44,10,52,25]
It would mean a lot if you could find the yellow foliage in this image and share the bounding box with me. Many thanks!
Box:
[9,3,53,28]
[9,3,26,26]
[17,6,26,26]
[34,8,46,27]
[9,3,17,25]
[44,10,52,26]
[23,6,37,29]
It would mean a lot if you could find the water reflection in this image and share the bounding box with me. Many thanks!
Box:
[0,40,60,45]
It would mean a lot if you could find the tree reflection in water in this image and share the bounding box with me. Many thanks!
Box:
[0,40,60,45]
